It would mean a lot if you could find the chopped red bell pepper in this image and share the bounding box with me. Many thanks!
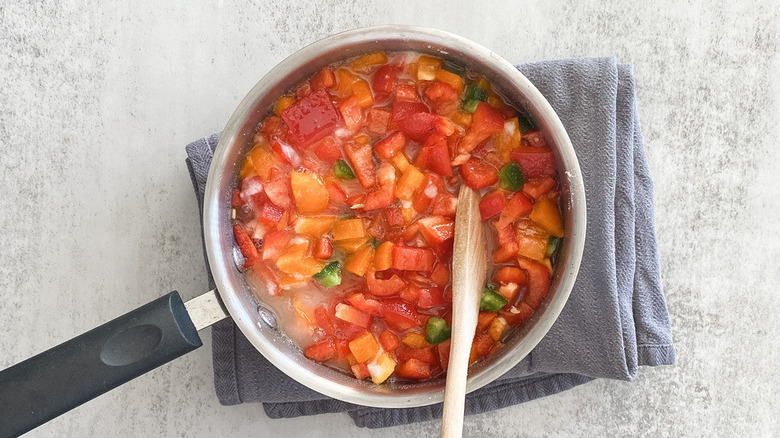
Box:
[458,102,505,153]
[424,81,459,105]
[517,257,550,309]
[256,202,283,226]
[313,236,333,259]
[494,266,528,284]
[304,340,336,362]
[521,129,548,148]
[311,67,336,90]
[431,192,458,217]
[417,287,446,309]
[492,243,519,263]
[395,358,432,380]
[281,89,340,146]
[311,137,341,163]
[327,180,347,205]
[366,108,391,135]
[437,339,451,369]
[395,346,438,365]
[522,177,557,200]
[399,283,420,303]
[373,131,406,160]
[271,140,301,166]
[460,157,499,190]
[233,224,260,268]
[344,143,376,189]
[415,134,453,177]
[384,207,404,226]
[338,95,364,130]
[510,147,556,179]
[391,246,436,272]
[391,100,429,124]
[259,116,289,144]
[372,64,397,102]
[417,216,455,258]
[364,162,396,210]
[400,112,440,143]
[314,305,336,336]
[394,84,418,101]
[380,298,421,331]
[345,293,382,316]
[495,192,533,229]
[378,329,400,352]
[366,270,407,297]
[479,190,505,220]
[500,302,534,326]
[334,303,373,329]
[351,362,371,380]
[412,173,443,213]
[261,229,292,261]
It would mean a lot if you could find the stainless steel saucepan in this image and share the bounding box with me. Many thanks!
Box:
[0,25,586,437]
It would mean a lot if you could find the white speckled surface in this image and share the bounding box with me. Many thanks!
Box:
[1,1,779,436]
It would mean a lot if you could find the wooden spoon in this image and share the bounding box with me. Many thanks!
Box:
[441,186,487,438]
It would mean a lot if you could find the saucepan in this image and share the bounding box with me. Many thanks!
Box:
[0,25,586,437]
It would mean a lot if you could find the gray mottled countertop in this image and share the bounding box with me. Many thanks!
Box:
[1,1,778,436]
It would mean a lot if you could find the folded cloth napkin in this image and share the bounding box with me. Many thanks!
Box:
[185,57,675,429]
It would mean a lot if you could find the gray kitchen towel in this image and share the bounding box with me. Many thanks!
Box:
[185,57,675,429]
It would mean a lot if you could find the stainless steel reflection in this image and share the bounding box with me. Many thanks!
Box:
[203,25,586,408]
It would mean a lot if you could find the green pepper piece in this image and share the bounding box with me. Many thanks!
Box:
[425,317,452,345]
[442,59,466,77]
[464,84,488,102]
[462,98,480,113]
[313,261,342,287]
[479,286,508,312]
[334,159,356,180]
[547,236,562,257]
[499,162,525,192]
[517,113,534,133]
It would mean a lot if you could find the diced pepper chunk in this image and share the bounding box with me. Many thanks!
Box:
[529,196,564,237]
[516,219,550,261]
[344,143,376,189]
[368,352,396,384]
[336,303,373,330]
[488,316,507,341]
[495,266,528,285]
[496,192,533,229]
[294,216,336,237]
[424,317,451,345]
[392,246,435,272]
[311,67,336,90]
[366,108,391,135]
[372,64,397,101]
[373,241,394,271]
[501,302,534,326]
[510,146,556,179]
[262,229,292,261]
[335,236,370,253]
[364,163,396,210]
[479,190,505,220]
[402,332,429,348]
[304,340,336,362]
[352,52,388,71]
[380,298,421,331]
[460,157,499,190]
[313,261,342,287]
[290,171,329,215]
[281,89,340,146]
[374,131,407,160]
[517,256,551,309]
[345,293,382,316]
[458,102,505,153]
[378,330,400,352]
[233,224,259,268]
[348,332,380,363]
[339,95,363,130]
[479,286,508,312]
[416,55,442,81]
[344,244,374,276]
[396,165,426,200]
[333,218,366,241]
[415,133,453,177]
[351,362,371,380]
[396,358,432,380]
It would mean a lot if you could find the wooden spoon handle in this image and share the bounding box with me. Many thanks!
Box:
[441,187,486,438]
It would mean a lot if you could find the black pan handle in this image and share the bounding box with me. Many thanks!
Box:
[0,291,202,438]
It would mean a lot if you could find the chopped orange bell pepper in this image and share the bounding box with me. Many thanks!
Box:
[451,111,473,129]
[239,157,255,179]
[336,69,361,98]
[276,241,327,276]
[373,241,394,271]
[529,196,564,237]
[333,218,366,241]
[402,332,429,348]
[335,236,370,253]
[290,171,329,215]
[351,80,374,108]
[435,69,464,94]
[344,244,374,276]
[391,152,411,172]
[488,316,507,341]
[369,352,396,384]
[294,216,336,237]
[396,165,426,200]
[516,219,549,261]
[349,332,380,363]
[274,95,296,116]
[352,52,388,71]
[416,55,442,81]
